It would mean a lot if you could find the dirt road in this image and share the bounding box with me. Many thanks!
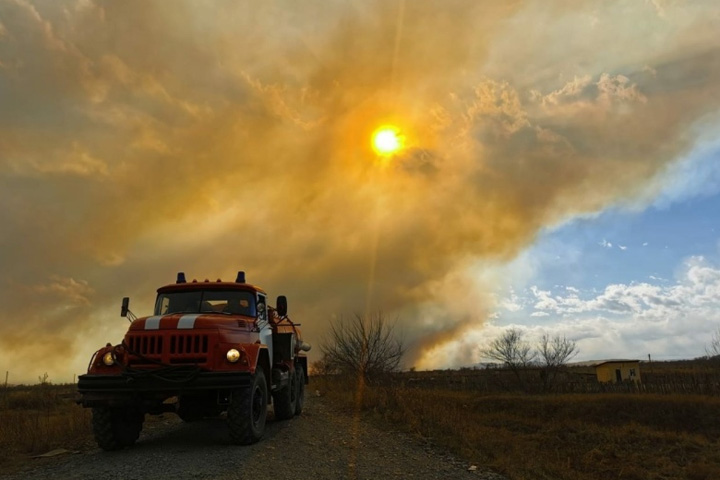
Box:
[2,395,506,480]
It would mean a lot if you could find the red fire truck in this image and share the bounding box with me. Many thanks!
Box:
[77,271,310,450]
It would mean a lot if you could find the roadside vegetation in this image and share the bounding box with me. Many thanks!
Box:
[313,369,720,480]
[0,378,91,472]
[314,322,720,480]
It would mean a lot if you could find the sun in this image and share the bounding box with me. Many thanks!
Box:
[372,126,404,156]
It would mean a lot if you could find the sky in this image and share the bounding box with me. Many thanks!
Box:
[1,0,720,383]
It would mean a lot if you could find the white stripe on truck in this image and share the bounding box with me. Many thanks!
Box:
[145,316,162,330]
[177,314,200,329]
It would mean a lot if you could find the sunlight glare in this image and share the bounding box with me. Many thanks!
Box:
[372,126,404,156]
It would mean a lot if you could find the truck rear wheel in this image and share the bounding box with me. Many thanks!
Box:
[294,365,305,415]
[272,367,297,420]
[92,407,144,451]
[228,370,267,445]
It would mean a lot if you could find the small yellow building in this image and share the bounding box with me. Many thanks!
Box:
[570,359,641,383]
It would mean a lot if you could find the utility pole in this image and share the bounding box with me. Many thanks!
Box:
[4,371,8,389]
[648,354,653,374]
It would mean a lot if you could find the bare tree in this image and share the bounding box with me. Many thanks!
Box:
[539,334,578,367]
[482,328,536,368]
[310,356,338,376]
[706,327,720,359]
[538,334,578,390]
[320,313,405,380]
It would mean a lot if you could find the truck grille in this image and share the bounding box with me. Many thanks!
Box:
[126,333,209,366]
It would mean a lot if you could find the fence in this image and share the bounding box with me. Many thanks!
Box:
[382,368,720,395]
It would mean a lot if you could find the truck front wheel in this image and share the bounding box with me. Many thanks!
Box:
[91,407,144,451]
[227,370,268,445]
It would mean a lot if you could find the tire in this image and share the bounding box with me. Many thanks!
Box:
[272,367,297,420]
[294,365,305,416]
[92,407,144,451]
[228,369,268,445]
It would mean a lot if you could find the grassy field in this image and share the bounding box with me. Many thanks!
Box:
[0,383,92,472]
[313,374,720,480]
[3,363,720,479]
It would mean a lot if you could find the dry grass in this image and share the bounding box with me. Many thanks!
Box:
[315,376,720,480]
[0,384,91,472]
[3,370,719,479]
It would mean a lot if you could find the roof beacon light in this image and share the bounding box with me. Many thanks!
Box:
[236,271,246,283]
[176,272,186,284]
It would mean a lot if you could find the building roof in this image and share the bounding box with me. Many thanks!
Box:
[568,359,640,368]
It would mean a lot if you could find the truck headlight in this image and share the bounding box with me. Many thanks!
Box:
[226,349,241,363]
[102,351,115,366]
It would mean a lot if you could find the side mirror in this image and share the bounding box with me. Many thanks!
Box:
[121,297,130,317]
[276,296,287,317]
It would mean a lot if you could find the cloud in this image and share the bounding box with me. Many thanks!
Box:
[31,275,94,306]
[520,257,720,357]
[5,142,109,177]
[652,137,720,207]
[596,73,647,105]
[496,287,525,313]
[454,257,720,365]
[537,75,593,107]
[530,272,703,316]
[1,0,720,381]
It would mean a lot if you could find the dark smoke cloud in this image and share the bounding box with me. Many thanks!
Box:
[1,0,719,382]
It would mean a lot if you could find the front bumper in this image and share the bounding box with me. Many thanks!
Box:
[77,369,251,407]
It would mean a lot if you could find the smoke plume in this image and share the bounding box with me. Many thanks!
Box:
[1,0,719,382]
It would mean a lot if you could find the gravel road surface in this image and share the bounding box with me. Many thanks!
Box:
[2,395,506,480]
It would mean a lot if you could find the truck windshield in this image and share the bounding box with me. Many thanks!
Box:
[154,290,256,316]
